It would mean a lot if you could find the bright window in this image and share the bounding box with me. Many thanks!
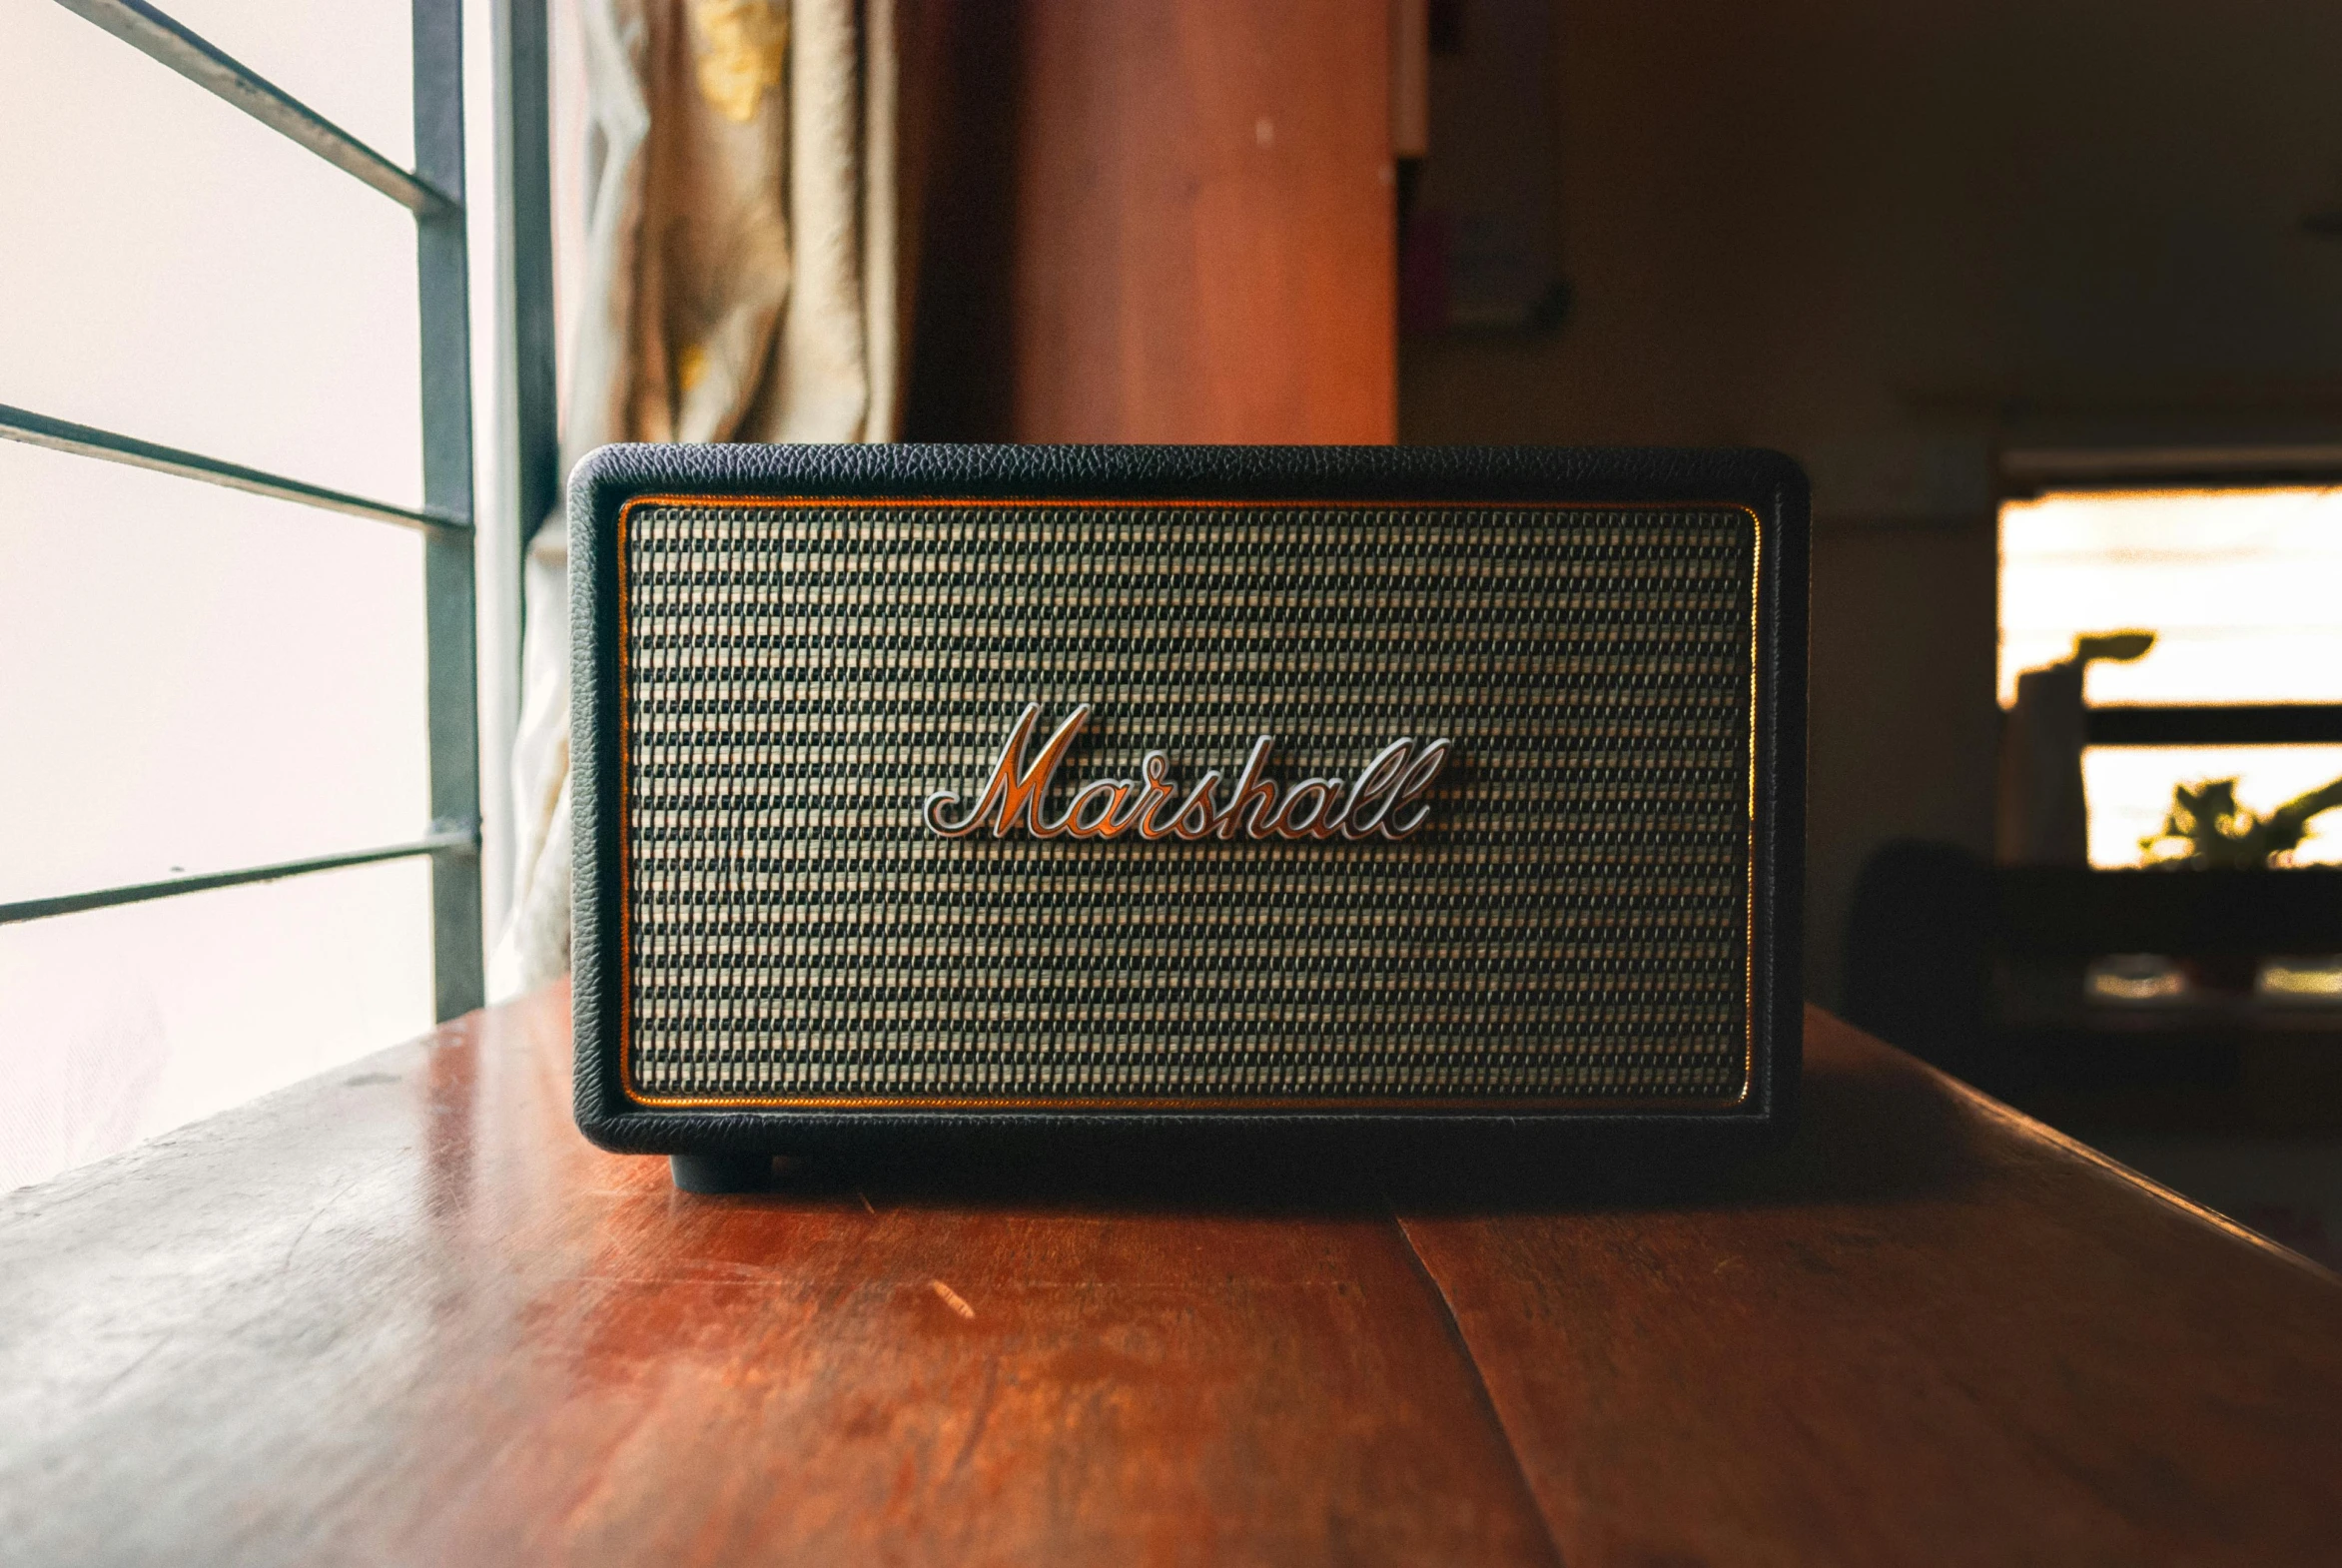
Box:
[1998,486,2342,869]
[0,0,483,1191]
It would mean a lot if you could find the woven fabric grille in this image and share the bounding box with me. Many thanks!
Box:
[622,501,1756,1104]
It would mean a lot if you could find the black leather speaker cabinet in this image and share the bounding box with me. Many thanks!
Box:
[571,444,1807,1181]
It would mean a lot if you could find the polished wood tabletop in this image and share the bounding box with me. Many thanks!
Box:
[2,986,2338,1567]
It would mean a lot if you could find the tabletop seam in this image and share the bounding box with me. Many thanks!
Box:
[1388,1208,1569,1568]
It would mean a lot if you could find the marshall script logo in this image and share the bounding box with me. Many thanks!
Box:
[922,703,1452,842]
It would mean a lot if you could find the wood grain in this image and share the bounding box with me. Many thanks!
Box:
[1005,0,1395,442]
[1401,1007,2342,1568]
[0,984,1550,1568]
[1,993,2336,1565]
[903,1,1395,443]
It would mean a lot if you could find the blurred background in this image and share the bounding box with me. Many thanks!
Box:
[5,0,2340,1260]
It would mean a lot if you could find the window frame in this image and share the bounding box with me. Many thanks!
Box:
[1996,454,2342,753]
[0,0,559,1021]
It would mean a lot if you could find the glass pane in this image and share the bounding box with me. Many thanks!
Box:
[0,442,428,904]
[2083,745,2342,869]
[0,858,433,1192]
[1998,487,2342,706]
[0,0,422,506]
[161,0,416,170]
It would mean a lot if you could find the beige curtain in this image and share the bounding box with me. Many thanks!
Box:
[492,0,907,997]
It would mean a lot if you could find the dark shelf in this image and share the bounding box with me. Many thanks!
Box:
[1997,867,2342,957]
[2083,703,2342,747]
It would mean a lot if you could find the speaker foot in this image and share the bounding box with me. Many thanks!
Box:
[669,1153,773,1194]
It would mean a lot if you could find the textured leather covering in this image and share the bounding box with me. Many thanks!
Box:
[572,445,1808,1156]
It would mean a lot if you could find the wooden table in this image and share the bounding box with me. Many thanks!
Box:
[4,987,2338,1566]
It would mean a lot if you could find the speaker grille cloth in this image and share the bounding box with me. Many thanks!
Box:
[622,501,1755,1104]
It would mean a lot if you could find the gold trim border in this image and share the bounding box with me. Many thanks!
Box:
[612,494,1766,1115]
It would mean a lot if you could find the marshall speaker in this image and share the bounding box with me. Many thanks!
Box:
[570,445,1807,1187]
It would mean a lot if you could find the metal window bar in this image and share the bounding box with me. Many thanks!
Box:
[52,0,457,216]
[4,0,495,1022]
[501,0,563,554]
[0,831,480,928]
[413,0,485,1018]
[0,404,465,538]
